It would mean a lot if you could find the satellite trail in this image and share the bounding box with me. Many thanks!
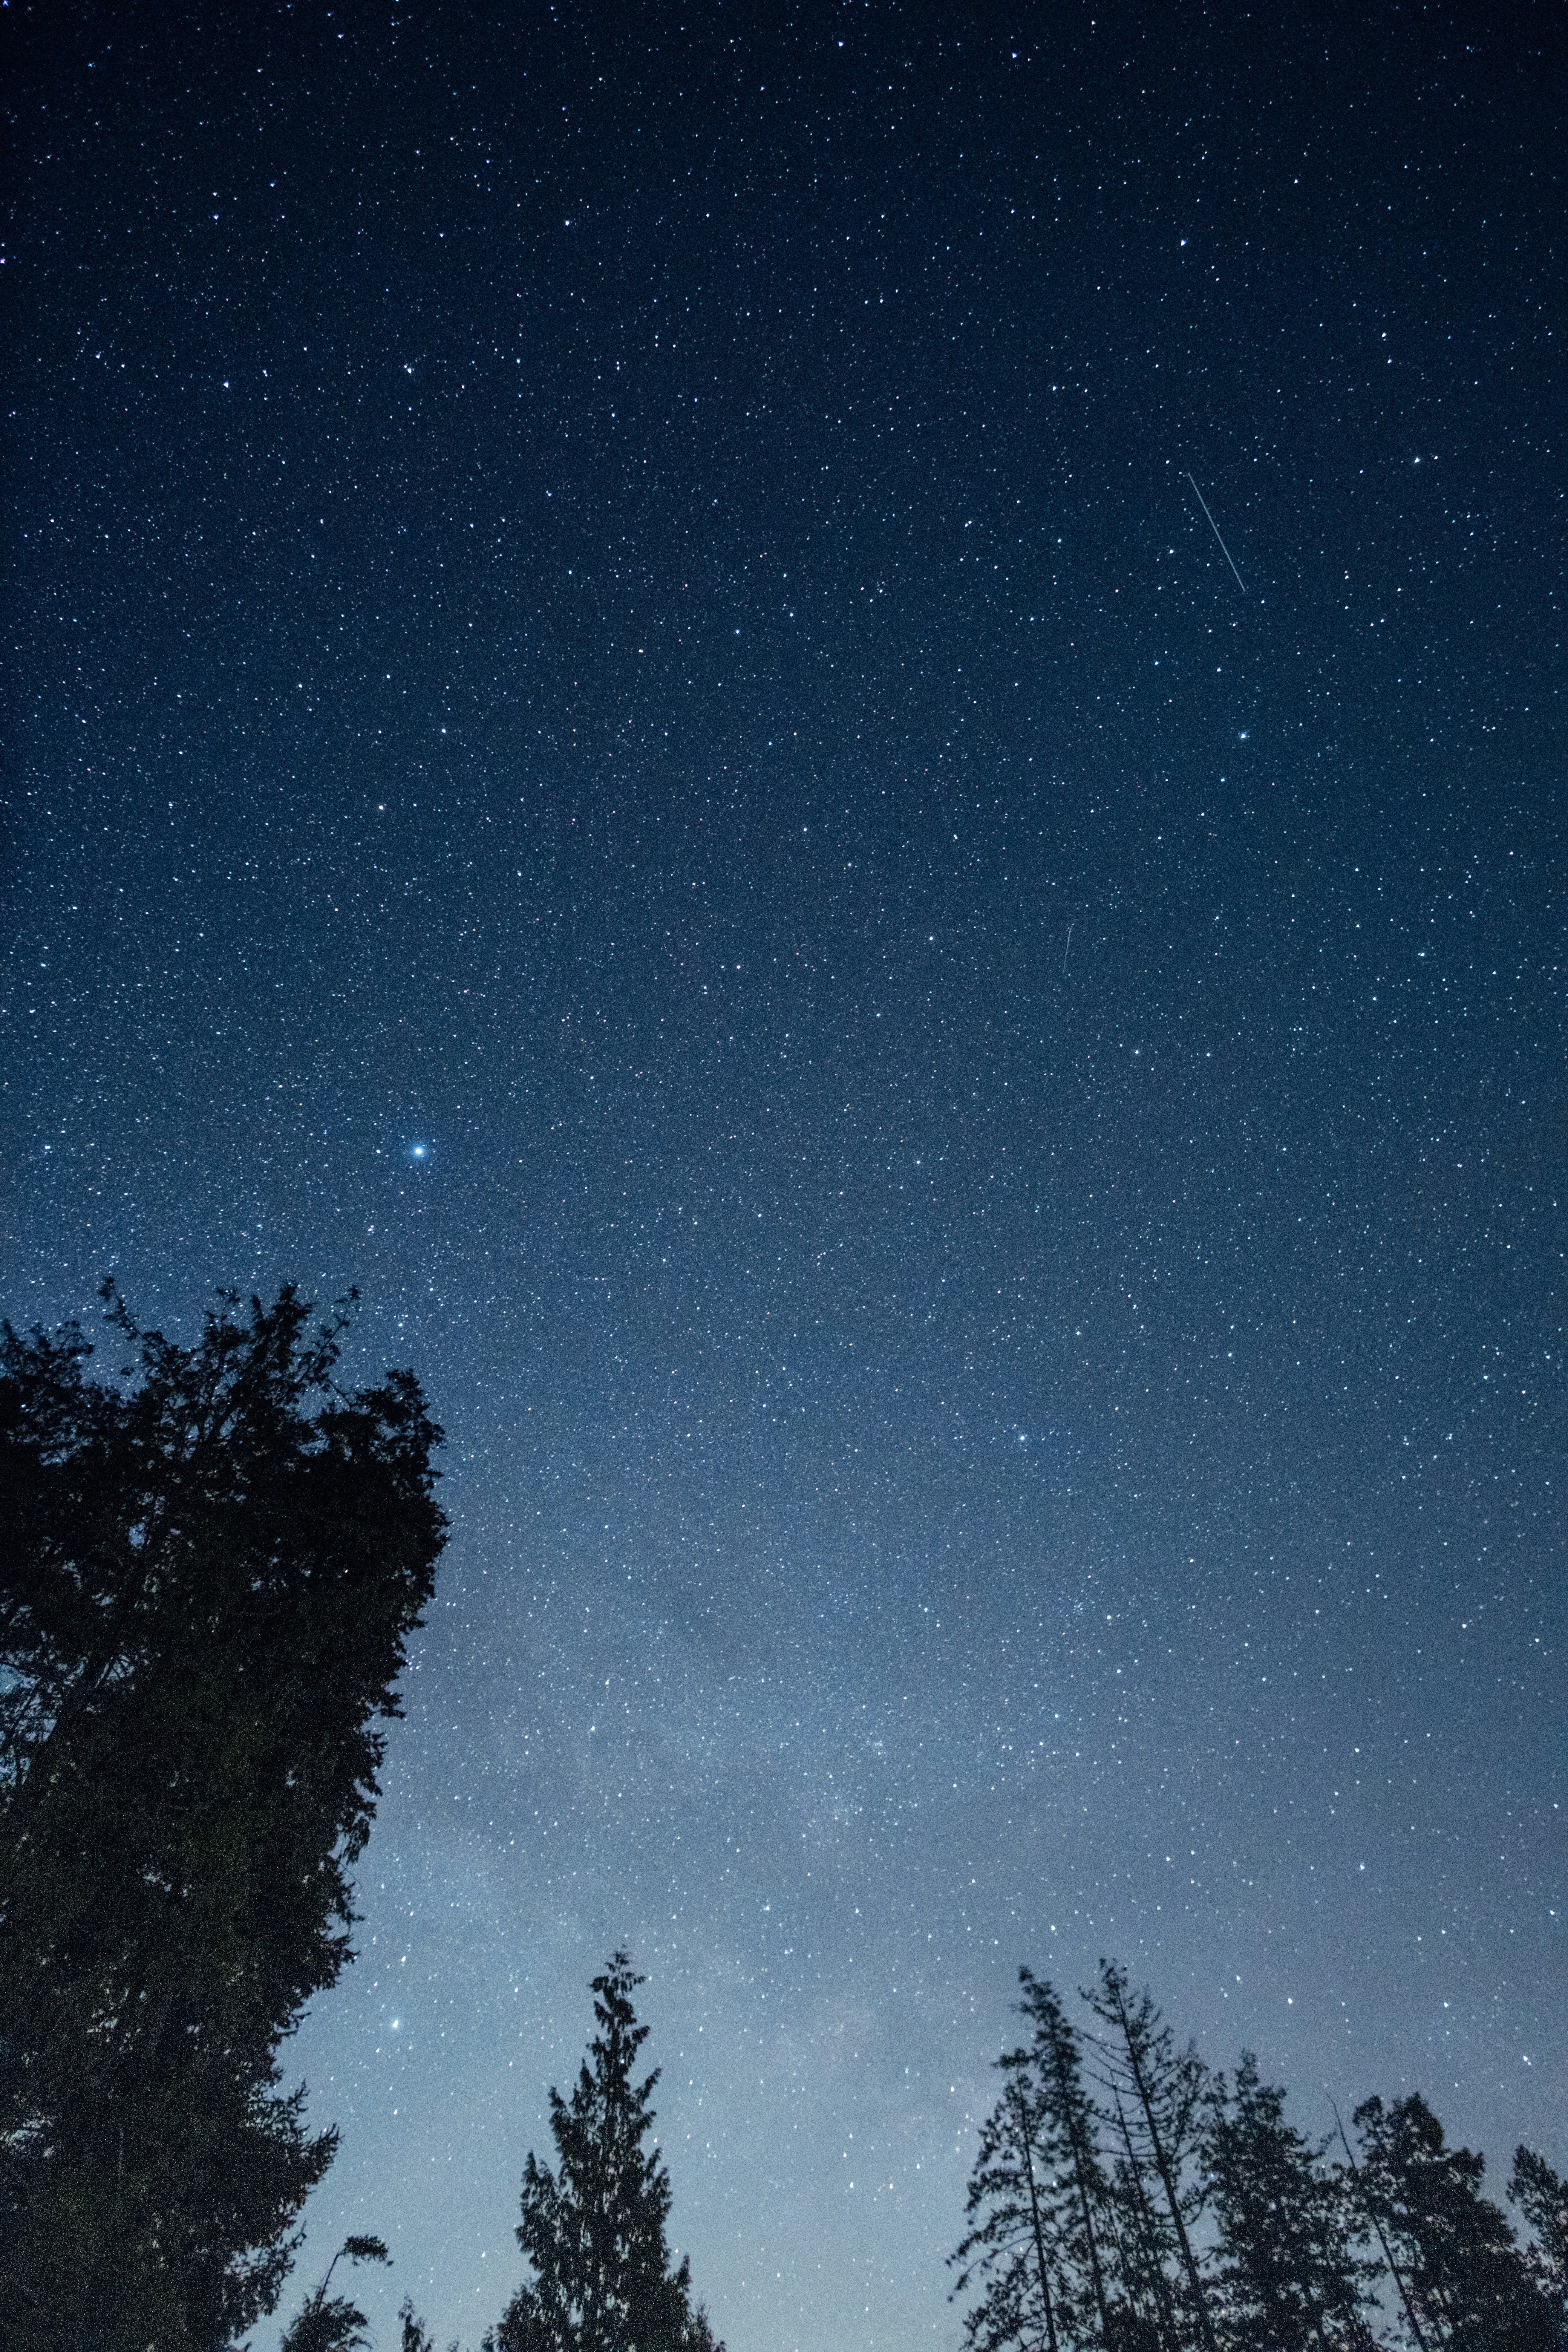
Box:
[1185,470,1248,594]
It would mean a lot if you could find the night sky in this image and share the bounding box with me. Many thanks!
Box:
[6,5,1564,2346]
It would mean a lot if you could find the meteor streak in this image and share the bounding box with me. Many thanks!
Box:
[1185,471,1248,594]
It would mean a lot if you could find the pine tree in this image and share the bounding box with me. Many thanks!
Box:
[1103,2095,1187,2351]
[952,1957,1568,2352]
[949,2048,1076,2351]
[1509,2150,1568,2349]
[1083,1962,1217,2352]
[954,1965,1205,2352]
[1202,2055,1375,2351]
[0,1285,446,2352]
[1351,2094,1557,2351]
[1018,1969,1117,2348]
[490,1952,718,2352]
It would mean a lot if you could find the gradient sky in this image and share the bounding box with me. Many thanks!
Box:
[6,5,1563,2347]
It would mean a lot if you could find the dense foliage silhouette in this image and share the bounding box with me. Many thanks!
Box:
[0,1285,446,2352]
[487,1951,723,2352]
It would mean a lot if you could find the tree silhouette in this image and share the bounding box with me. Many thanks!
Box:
[1351,2095,1557,2352]
[949,2044,1076,2351]
[1083,1962,1218,2352]
[399,2299,466,2352]
[0,1285,446,2352]
[953,1966,1215,2352]
[957,1958,1567,2352]
[490,1952,720,2352]
[1102,2091,1186,2349]
[279,2235,393,2352]
[1509,2149,1568,2348]
[1203,2054,1375,2351]
[1018,1970,1118,2347]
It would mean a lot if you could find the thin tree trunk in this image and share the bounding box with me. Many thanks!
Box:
[1013,2084,1061,2352]
[1109,1991,1219,2352]
[1049,2033,1114,2346]
[1331,2102,1432,2352]
[1113,2097,1181,2352]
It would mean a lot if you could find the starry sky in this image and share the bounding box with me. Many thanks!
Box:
[6,4,1564,2346]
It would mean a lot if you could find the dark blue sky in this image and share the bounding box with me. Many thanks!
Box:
[6,5,1563,2345]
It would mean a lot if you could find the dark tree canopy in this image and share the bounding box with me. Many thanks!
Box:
[278,2234,393,2352]
[0,1284,446,2352]
[490,1951,721,2352]
[1202,2053,1374,2352]
[1509,2148,1568,2344]
[1350,2094,1557,2352]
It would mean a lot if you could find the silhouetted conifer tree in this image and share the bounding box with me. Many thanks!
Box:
[1350,2094,1556,2351]
[1084,1963,1218,2352]
[1202,2053,1375,2351]
[1019,1969,1118,2347]
[0,1285,446,2352]
[399,2302,470,2352]
[949,2039,1077,2350]
[279,2236,392,2352]
[953,1965,1216,2352]
[489,1952,720,2352]
[1104,2096,1186,2350]
[1510,2150,1568,2348]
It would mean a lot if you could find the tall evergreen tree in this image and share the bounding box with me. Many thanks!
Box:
[1103,2096,1185,2352]
[400,2304,439,2352]
[1018,1970,1117,2348]
[1202,2054,1375,2352]
[1083,1963,1218,2352]
[1331,2096,1431,2352]
[0,1285,446,2352]
[489,1952,720,2352]
[956,1966,1202,2352]
[949,2044,1076,2351]
[1351,2094,1557,2352]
